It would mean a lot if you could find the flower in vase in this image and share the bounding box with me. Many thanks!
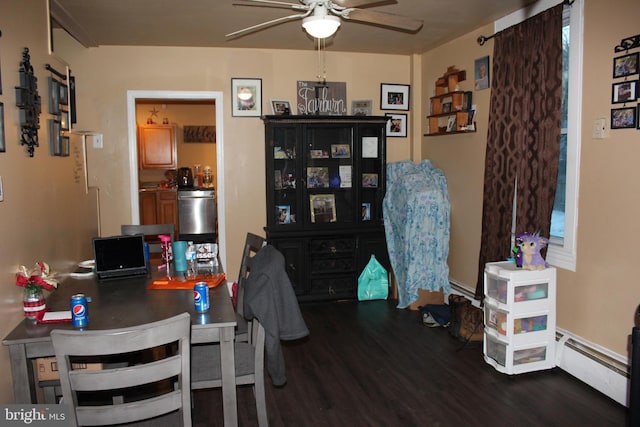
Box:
[15,261,59,293]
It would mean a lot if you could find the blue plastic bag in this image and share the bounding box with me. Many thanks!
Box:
[358,255,389,301]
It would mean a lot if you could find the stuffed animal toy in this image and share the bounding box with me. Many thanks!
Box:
[515,232,549,270]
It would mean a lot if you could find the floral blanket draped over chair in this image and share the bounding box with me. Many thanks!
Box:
[383,160,451,308]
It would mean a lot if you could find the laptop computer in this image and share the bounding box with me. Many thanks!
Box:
[92,234,148,281]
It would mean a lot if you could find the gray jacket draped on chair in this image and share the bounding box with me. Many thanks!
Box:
[243,244,309,386]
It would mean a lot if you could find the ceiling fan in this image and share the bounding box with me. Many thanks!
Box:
[226,0,424,40]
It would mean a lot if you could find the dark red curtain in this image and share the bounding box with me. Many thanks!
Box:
[475,5,563,300]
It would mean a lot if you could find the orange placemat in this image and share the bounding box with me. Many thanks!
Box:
[148,273,226,290]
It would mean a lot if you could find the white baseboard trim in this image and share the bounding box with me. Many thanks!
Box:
[449,279,630,407]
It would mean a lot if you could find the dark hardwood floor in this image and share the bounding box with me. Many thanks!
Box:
[193,299,628,426]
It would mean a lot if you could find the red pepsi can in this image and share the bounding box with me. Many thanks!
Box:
[70,293,89,327]
[194,282,210,312]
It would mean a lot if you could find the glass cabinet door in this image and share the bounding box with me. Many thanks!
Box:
[358,124,385,224]
[269,125,299,227]
[305,125,354,225]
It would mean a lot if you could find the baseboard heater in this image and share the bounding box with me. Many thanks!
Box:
[449,279,630,407]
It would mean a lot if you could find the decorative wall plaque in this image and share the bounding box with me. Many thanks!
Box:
[15,48,41,157]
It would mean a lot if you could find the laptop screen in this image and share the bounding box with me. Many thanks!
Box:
[92,234,147,280]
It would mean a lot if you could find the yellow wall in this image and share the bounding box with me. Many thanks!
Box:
[420,0,640,356]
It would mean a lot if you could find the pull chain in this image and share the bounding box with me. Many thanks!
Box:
[316,38,327,84]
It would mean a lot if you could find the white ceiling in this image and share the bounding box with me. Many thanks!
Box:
[52,0,540,55]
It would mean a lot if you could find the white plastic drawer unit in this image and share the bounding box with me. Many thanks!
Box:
[485,305,550,336]
[483,261,557,375]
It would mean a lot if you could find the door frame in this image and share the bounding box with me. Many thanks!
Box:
[126,90,227,271]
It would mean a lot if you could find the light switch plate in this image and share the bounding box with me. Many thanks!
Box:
[88,134,103,148]
[593,118,608,139]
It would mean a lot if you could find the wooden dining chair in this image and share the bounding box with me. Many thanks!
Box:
[51,313,192,427]
[121,223,175,254]
[235,233,266,341]
[191,317,268,427]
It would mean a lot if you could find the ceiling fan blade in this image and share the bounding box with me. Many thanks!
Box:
[226,12,310,39]
[342,8,423,32]
[234,0,307,10]
[331,0,396,9]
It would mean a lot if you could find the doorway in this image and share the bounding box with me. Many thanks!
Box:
[126,90,227,271]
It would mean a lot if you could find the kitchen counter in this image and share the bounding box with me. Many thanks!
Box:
[138,187,177,193]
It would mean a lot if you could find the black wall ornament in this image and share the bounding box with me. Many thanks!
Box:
[15,48,41,157]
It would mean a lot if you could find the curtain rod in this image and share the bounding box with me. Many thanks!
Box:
[477,0,573,46]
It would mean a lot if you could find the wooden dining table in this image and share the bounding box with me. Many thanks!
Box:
[2,266,238,426]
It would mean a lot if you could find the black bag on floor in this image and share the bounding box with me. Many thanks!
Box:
[419,304,451,327]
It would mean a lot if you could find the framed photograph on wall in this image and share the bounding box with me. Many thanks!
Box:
[310,194,336,223]
[59,82,69,105]
[48,77,60,114]
[386,113,407,137]
[474,56,490,90]
[613,52,639,78]
[611,106,636,129]
[231,78,262,117]
[380,83,409,110]
[0,102,5,153]
[351,99,372,116]
[612,80,637,103]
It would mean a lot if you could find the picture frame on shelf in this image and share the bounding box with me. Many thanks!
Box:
[231,78,262,117]
[330,144,351,158]
[441,102,452,113]
[276,205,291,224]
[446,115,457,132]
[307,167,329,188]
[310,194,336,223]
[386,113,407,137]
[361,203,371,221]
[351,99,372,116]
[362,173,378,188]
[613,52,639,78]
[380,83,409,110]
[270,99,291,115]
[310,149,329,159]
[611,106,636,129]
[612,80,637,104]
[274,170,283,190]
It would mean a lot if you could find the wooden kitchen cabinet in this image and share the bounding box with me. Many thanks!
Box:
[139,189,178,234]
[138,124,177,169]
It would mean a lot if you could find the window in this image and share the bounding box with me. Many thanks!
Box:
[497,0,582,271]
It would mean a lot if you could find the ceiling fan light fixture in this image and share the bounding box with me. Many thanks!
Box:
[302,15,340,39]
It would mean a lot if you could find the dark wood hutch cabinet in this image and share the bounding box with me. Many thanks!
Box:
[263,115,391,302]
